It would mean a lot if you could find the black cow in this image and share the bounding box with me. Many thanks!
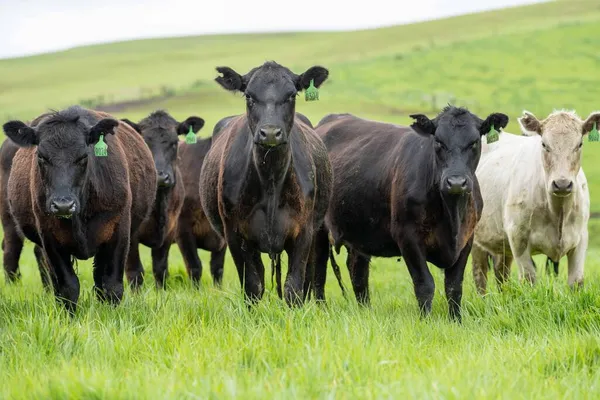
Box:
[121,111,205,289]
[314,107,508,320]
[2,106,156,312]
[200,61,333,305]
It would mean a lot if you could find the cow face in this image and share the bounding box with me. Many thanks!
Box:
[518,110,600,197]
[122,111,204,188]
[215,62,328,147]
[411,106,509,196]
[3,113,118,218]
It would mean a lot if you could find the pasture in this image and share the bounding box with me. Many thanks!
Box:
[2,0,600,398]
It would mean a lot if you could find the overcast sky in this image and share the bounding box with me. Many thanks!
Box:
[0,0,545,59]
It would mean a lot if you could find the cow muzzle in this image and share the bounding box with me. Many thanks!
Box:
[255,125,286,147]
[49,196,77,218]
[444,175,470,195]
[552,179,573,197]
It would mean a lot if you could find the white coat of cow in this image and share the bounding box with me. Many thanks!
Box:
[471,109,598,294]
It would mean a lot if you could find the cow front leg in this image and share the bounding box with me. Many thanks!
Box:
[210,247,227,287]
[284,228,312,307]
[567,229,587,289]
[100,226,130,305]
[444,240,471,322]
[471,243,489,295]
[152,242,171,289]
[347,249,371,306]
[226,228,264,303]
[43,238,80,314]
[400,233,434,317]
[125,238,144,291]
[2,225,23,283]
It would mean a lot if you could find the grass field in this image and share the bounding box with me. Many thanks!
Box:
[2,0,600,398]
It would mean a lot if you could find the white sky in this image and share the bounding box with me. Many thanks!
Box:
[0,0,545,59]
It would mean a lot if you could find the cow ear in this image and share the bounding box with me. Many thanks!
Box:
[3,121,38,147]
[296,66,329,91]
[518,111,541,136]
[582,111,600,136]
[409,114,436,136]
[88,118,119,145]
[479,113,509,136]
[177,116,205,135]
[215,66,246,92]
[121,118,141,134]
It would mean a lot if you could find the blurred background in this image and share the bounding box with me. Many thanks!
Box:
[0,0,599,244]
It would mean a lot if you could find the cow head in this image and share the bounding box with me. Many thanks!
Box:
[3,108,118,218]
[122,111,204,188]
[410,106,509,196]
[518,110,600,197]
[214,61,328,147]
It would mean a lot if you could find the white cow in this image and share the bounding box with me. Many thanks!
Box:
[472,109,598,294]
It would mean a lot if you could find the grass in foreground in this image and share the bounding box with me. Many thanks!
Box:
[2,242,600,399]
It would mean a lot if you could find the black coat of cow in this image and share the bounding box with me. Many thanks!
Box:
[314,107,508,320]
[200,61,333,305]
[2,106,156,312]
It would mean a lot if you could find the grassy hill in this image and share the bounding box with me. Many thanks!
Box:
[3,1,600,398]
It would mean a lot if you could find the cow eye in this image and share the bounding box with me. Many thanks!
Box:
[245,93,255,106]
[286,94,296,103]
[75,155,88,165]
[577,142,583,150]
[542,142,550,152]
[37,154,49,165]
[471,141,478,150]
[434,140,445,151]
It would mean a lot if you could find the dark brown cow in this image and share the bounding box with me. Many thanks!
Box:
[173,126,227,287]
[200,61,333,305]
[314,107,508,320]
[121,111,205,289]
[2,106,156,312]
[0,138,50,287]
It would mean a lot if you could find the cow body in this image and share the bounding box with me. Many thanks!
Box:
[314,108,508,320]
[200,60,332,304]
[472,110,596,293]
[3,106,156,311]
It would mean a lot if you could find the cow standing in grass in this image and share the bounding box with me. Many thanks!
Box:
[314,107,508,321]
[200,61,332,305]
[121,111,207,289]
[472,110,595,293]
[2,106,156,312]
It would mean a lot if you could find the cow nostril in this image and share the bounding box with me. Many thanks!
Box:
[274,129,282,138]
[259,129,268,138]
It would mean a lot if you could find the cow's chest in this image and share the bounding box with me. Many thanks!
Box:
[237,187,305,255]
[528,209,583,260]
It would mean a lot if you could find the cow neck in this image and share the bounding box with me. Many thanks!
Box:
[152,182,173,244]
[252,143,292,196]
[440,191,471,254]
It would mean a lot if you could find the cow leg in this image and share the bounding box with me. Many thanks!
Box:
[33,245,52,291]
[471,243,489,295]
[401,235,434,316]
[227,228,263,303]
[98,221,130,305]
[284,228,312,307]
[176,230,202,286]
[151,242,171,290]
[312,225,330,302]
[493,253,512,290]
[347,249,371,306]
[210,247,226,287]
[507,227,536,284]
[125,239,144,291]
[43,240,80,313]
[444,240,471,322]
[2,225,23,283]
[567,230,587,289]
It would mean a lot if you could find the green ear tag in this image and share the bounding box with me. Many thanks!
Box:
[305,79,319,102]
[487,123,499,144]
[94,134,108,157]
[589,122,599,142]
[185,125,197,144]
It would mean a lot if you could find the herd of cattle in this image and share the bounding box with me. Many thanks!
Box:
[0,61,596,321]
